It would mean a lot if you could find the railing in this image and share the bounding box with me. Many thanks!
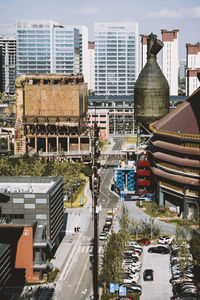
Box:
[150,122,200,141]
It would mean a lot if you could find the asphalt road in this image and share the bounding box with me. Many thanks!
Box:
[55,140,122,300]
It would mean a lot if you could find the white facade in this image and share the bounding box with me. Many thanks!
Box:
[88,42,95,91]
[162,29,179,96]
[72,25,89,83]
[140,34,147,71]
[94,22,138,96]
[187,70,200,96]
[186,43,200,96]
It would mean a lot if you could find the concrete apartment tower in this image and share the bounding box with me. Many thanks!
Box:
[186,43,200,96]
[161,29,179,96]
[140,34,148,71]
[94,22,138,95]
[88,41,95,91]
[0,36,16,94]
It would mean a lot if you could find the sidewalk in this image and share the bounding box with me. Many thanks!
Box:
[51,182,92,271]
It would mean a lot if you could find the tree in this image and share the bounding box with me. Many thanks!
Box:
[99,232,124,287]
[129,219,143,239]
[119,204,129,245]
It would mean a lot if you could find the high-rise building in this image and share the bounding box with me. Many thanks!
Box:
[0,36,16,94]
[186,43,200,96]
[179,60,186,80]
[16,20,89,82]
[161,29,179,96]
[140,34,148,71]
[94,22,138,95]
[88,41,95,91]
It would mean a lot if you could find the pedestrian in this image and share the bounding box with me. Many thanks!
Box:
[74,227,76,233]
[77,227,79,232]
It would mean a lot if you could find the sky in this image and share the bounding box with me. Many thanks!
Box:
[0,0,200,59]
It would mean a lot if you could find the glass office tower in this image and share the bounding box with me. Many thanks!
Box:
[16,20,81,76]
[94,22,138,95]
[16,20,55,75]
[53,26,80,74]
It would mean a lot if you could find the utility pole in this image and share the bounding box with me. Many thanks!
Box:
[89,122,101,300]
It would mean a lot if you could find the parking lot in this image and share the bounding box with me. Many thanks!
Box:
[140,243,173,300]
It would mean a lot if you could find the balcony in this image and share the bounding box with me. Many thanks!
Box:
[137,170,150,176]
[137,160,150,167]
[137,179,151,186]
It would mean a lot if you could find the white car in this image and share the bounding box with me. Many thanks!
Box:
[124,276,139,284]
[158,236,174,244]
[99,231,108,241]
[127,241,141,248]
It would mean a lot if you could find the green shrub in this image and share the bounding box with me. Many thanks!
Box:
[47,268,59,283]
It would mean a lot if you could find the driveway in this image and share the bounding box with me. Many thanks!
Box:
[119,200,177,235]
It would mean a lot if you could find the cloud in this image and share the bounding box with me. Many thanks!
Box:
[147,7,200,19]
[72,6,99,15]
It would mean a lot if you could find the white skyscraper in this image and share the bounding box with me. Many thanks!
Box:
[16,20,89,82]
[140,34,147,71]
[94,22,138,95]
[186,43,200,96]
[161,29,179,96]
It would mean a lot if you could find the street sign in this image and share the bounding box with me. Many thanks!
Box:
[115,283,119,291]
[119,286,126,296]
[109,283,115,294]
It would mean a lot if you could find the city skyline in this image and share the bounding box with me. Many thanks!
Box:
[0,0,199,59]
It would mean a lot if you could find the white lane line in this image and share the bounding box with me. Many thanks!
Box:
[75,255,89,295]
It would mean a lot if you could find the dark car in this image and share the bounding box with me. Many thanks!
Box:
[103,224,111,232]
[148,246,170,254]
[143,269,154,281]
[137,238,151,245]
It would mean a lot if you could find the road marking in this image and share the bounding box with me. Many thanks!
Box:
[75,255,89,295]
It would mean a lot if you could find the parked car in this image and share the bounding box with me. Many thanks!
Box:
[124,276,139,284]
[99,231,108,241]
[137,238,151,245]
[158,235,174,244]
[143,269,154,281]
[103,224,111,232]
[148,246,170,254]
[106,210,113,218]
[121,284,142,295]
[126,241,141,248]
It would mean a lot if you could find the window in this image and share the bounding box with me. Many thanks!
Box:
[24,204,35,209]
[36,214,47,220]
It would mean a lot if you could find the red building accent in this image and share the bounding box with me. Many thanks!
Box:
[136,153,152,194]
[161,29,179,42]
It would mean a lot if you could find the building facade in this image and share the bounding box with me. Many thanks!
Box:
[14,74,90,161]
[16,20,89,82]
[88,95,135,139]
[0,176,63,282]
[88,41,95,91]
[161,29,179,96]
[140,34,147,71]
[0,36,16,95]
[186,43,200,96]
[150,87,200,218]
[94,22,138,95]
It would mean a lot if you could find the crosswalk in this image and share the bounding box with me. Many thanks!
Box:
[77,244,104,255]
